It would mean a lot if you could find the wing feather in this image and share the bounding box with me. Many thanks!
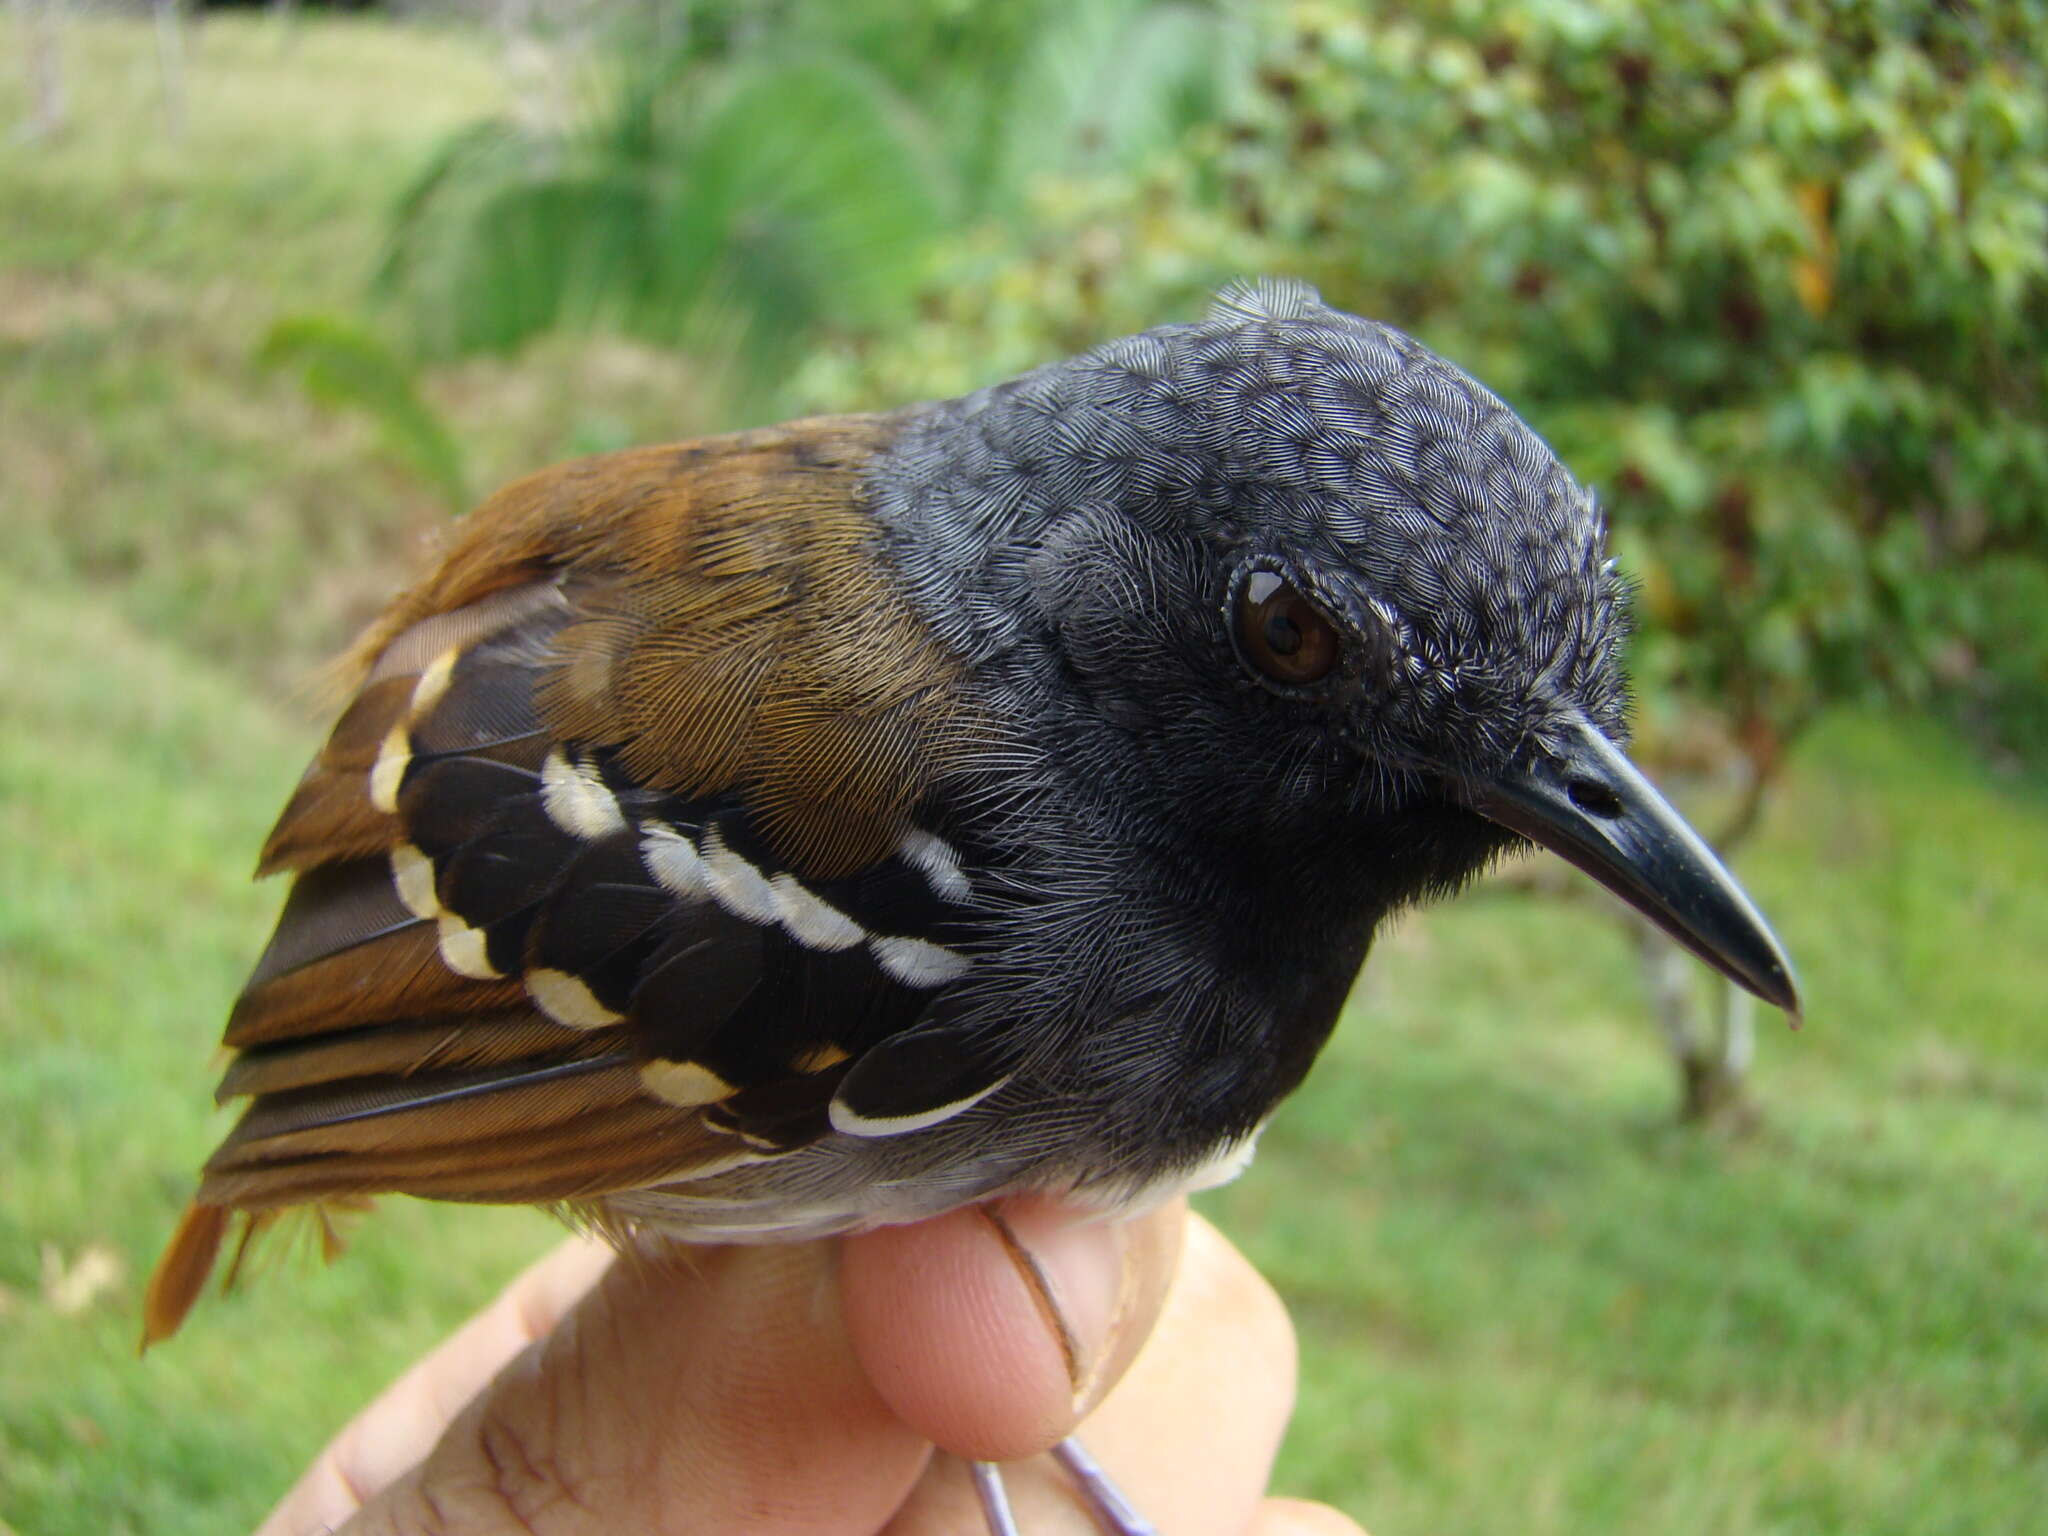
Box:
[199,1099,734,1209]
[149,419,1003,1342]
[225,925,525,1048]
[204,1055,641,1165]
[215,1011,614,1101]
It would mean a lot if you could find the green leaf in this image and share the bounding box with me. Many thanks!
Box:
[257,314,468,513]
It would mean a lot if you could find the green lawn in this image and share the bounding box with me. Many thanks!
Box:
[3,15,2044,1536]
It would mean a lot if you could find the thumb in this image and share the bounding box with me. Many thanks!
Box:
[839,1197,1185,1463]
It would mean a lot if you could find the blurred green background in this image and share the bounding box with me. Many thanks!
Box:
[3,4,2045,1533]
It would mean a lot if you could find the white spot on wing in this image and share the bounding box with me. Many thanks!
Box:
[642,824,710,900]
[899,829,972,903]
[639,1059,735,1107]
[770,875,864,951]
[528,967,623,1028]
[436,913,501,979]
[829,1072,1011,1138]
[541,749,625,840]
[410,646,460,717]
[389,844,440,918]
[870,935,971,988]
[700,827,778,924]
[368,726,410,813]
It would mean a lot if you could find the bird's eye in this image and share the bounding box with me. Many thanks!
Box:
[1236,570,1341,687]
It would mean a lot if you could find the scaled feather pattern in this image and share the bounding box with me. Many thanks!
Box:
[146,282,1635,1344]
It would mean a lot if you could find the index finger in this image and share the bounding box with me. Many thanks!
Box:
[255,1237,614,1536]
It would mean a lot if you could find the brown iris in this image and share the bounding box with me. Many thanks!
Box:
[1237,570,1341,686]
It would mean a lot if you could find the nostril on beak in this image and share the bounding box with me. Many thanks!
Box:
[1566,777,1624,819]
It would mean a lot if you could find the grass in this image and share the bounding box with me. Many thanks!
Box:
[2,13,2045,1536]
[0,10,712,695]
[0,575,557,1534]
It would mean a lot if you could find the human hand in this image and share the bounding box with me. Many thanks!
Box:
[259,1199,1366,1535]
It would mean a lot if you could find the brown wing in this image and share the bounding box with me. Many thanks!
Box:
[145,417,1002,1344]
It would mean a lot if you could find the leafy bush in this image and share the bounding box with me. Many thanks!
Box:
[827,0,2048,790]
[373,0,1239,399]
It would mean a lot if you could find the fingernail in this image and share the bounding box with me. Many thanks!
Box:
[984,1199,1132,1406]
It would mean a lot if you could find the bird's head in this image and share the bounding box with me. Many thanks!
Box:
[872,281,1798,1015]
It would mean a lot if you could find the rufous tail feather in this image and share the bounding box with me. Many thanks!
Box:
[141,1202,229,1350]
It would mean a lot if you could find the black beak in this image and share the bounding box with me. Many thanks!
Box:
[1462,714,1802,1019]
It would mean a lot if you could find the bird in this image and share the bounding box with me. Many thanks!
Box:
[144,279,1799,1533]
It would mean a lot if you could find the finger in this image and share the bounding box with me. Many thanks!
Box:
[883,1212,1298,1536]
[840,1197,1185,1462]
[1254,1497,1372,1536]
[257,1236,615,1536]
[336,1240,932,1536]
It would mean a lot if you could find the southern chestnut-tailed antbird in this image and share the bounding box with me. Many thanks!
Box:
[146,281,1800,1533]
